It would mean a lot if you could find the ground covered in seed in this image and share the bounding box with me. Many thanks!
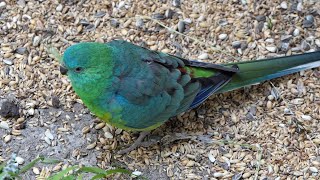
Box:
[1,0,320,179]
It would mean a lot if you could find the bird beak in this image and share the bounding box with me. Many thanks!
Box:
[60,66,68,75]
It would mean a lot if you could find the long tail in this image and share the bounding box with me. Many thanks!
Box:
[216,51,320,93]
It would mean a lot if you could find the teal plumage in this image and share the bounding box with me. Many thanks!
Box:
[61,40,320,132]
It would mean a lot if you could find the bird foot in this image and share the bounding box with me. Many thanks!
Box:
[117,131,150,155]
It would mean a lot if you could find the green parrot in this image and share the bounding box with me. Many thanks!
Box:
[60,40,320,154]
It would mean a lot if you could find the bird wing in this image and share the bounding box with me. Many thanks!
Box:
[108,40,238,111]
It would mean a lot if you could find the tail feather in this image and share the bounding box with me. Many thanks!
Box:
[216,51,320,93]
[189,72,233,109]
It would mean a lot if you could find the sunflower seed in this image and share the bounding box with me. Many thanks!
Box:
[95,11,106,18]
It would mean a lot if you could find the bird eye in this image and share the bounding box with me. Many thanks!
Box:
[74,67,83,73]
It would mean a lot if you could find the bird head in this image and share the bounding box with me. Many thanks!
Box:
[61,42,115,98]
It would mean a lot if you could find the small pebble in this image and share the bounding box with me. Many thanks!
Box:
[292,98,304,105]
[296,2,303,11]
[280,1,288,9]
[118,1,125,9]
[265,46,277,52]
[27,108,35,116]
[0,1,6,8]
[198,53,208,60]
[172,0,180,7]
[301,115,312,121]
[33,36,41,46]
[268,95,274,101]
[17,0,25,7]
[16,156,24,164]
[3,59,13,65]
[184,18,192,24]
[45,129,54,140]
[309,167,318,173]
[197,15,205,22]
[218,34,228,40]
[132,171,142,177]
[44,136,51,145]
[213,172,224,177]
[284,108,293,115]
[56,4,63,12]
[178,20,185,33]
[293,28,300,36]
[208,153,216,163]
[33,167,40,175]
[0,121,10,129]
[265,38,275,43]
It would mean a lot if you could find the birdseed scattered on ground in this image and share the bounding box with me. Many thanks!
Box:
[0,0,320,179]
